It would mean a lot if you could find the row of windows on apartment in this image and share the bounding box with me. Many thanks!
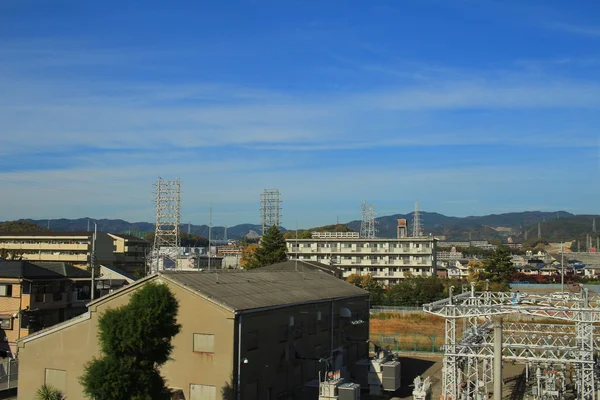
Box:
[0,282,90,298]
[296,255,431,262]
[18,251,89,255]
[0,240,90,245]
[292,243,431,249]
[343,267,428,272]
[192,315,366,355]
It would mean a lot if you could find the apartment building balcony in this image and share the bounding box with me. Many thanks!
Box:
[21,253,89,262]
[29,292,68,309]
[0,243,89,251]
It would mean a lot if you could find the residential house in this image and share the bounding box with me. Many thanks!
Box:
[17,270,370,400]
[446,260,471,279]
[107,234,151,273]
[0,261,74,357]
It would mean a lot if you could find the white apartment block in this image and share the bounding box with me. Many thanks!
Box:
[0,232,115,267]
[311,231,360,239]
[286,237,437,285]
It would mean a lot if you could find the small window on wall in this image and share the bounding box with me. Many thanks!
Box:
[190,384,216,400]
[0,317,12,330]
[193,334,215,354]
[0,285,12,297]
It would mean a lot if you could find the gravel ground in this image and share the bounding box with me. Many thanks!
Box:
[362,353,528,400]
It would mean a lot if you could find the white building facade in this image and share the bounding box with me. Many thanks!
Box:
[286,237,437,285]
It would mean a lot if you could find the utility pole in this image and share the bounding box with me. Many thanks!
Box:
[208,205,212,272]
[493,317,503,400]
[561,242,564,293]
[91,223,97,301]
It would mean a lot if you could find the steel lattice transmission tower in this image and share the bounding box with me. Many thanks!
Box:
[412,201,423,237]
[152,178,181,270]
[360,201,377,239]
[260,189,282,236]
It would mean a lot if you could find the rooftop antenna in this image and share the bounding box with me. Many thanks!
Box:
[412,201,422,237]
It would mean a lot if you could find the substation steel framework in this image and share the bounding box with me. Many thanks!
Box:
[423,284,600,400]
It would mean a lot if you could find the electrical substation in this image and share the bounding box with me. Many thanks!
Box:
[424,284,600,400]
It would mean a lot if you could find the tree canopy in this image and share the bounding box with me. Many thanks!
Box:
[243,225,288,269]
[482,247,515,284]
[0,220,49,232]
[79,283,181,400]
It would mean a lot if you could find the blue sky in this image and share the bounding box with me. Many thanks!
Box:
[0,0,599,228]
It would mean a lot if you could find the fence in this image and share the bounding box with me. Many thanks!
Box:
[370,333,444,354]
[370,306,423,315]
[0,360,18,391]
[510,283,600,293]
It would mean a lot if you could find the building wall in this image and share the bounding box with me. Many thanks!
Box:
[108,234,150,272]
[0,233,116,268]
[238,296,370,400]
[287,238,437,285]
[17,277,237,400]
[0,281,28,356]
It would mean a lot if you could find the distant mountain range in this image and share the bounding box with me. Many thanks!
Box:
[3,211,599,242]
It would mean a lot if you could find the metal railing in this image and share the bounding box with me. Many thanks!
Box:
[370,333,443,354]
[0,359,18,391]
[370,306,424,314]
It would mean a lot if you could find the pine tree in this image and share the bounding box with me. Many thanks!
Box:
[245,225,288,269]
[482,247,515,283]
[79,283,181,400]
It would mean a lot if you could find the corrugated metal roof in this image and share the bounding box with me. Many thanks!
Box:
[161,270,367,312]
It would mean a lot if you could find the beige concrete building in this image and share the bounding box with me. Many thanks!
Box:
[108,233,151,273]
[17,270,370,400]
[287,237,437,285]
[0,232,115,268]
[0,261,84,357]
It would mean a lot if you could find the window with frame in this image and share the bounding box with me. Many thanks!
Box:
[193,333,215,354]
[0,317,12,330]
[0,285,12,297]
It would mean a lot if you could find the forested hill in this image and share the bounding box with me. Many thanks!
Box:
[2,210,599,242]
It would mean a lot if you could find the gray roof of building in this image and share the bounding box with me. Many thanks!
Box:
[161,270,368,312]
[254,260,341,275]
[34,262,91,279]
[0,261,66,279]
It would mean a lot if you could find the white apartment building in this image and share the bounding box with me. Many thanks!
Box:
[286,237,437,285]
[311,231,360,239]
[0,232,115,267]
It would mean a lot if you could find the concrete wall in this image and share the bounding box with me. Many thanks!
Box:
[17,277,236,400]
